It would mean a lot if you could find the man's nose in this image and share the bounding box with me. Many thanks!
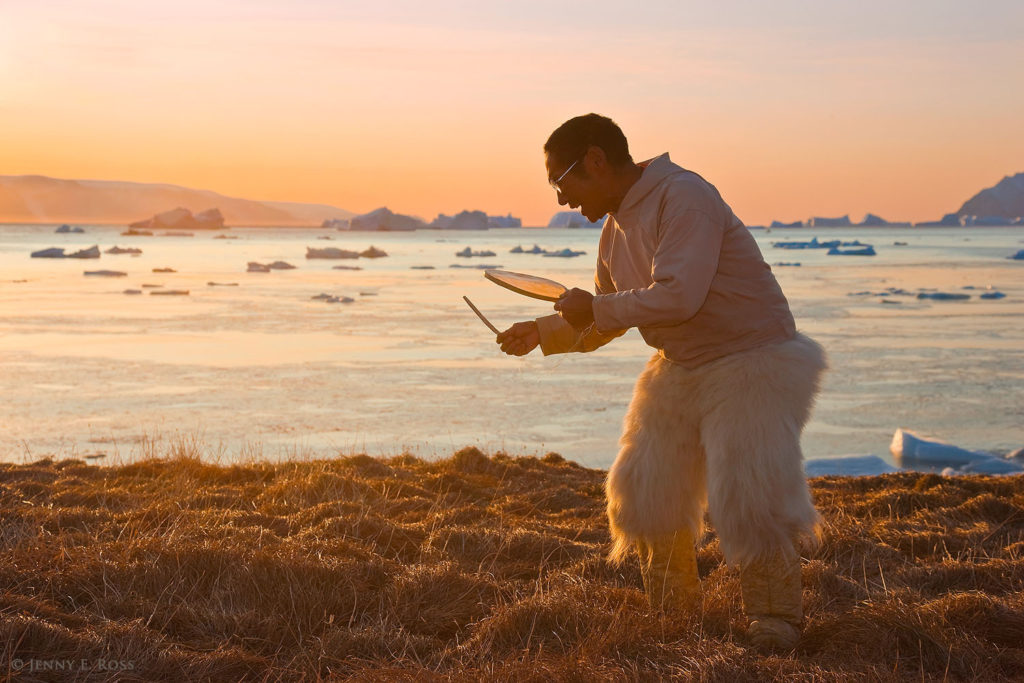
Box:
[556,191,568,207]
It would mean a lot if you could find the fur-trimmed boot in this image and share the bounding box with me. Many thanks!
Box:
[740,547,803,650]
[636,529,701,611]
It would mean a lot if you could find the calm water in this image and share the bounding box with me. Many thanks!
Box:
[1,224,1022,467]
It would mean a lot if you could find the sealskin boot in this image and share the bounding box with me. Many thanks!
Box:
[740,547,803,651]
[636,529,701,612]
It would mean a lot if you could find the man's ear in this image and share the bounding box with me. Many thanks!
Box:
[587,145,609,172]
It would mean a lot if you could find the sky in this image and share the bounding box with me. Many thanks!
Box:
[2,0,1023,226]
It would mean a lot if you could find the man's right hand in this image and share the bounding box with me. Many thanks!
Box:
[496,321,540,356]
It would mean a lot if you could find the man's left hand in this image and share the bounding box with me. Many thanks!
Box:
[554,288,595,329]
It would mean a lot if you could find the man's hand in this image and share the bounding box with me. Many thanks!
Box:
[554,288,595,329]
[496,321,540,356]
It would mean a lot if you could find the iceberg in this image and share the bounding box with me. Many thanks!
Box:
[322,218,350,229]
[488,213,522,228]
[455,247,496,258]
[827,245,876,256]
[542,248,587,258]
[305,247,360,259]
[55,224,84,233]
[1008,250,1024,260]
[914,213,962,228]
[769,220,803,228]
[804,455,899,477]
[857,213,911,227]
[349,207,423,231]
[772,237,840,250]
[547,211,604,228]
[510,244,545,254]
[130,207,224,230]
[890,429,1014,473]
[980,291,1006,299]
[430,210,489,230]
[360,246,388,258]
[916,292,969,301]
[31,247,67,258]
[807,215,852,228]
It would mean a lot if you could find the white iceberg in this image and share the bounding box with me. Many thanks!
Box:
[890,429,1023,474]
[547,211,604,228]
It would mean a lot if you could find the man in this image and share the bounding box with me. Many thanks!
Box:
[496,113,826,650]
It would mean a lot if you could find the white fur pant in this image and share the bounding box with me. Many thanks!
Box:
[606,333,826,566]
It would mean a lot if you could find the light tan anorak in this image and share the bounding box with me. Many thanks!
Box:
[536,153,796,368]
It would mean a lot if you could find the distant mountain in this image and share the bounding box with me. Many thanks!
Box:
[0,175,353,226]
[957,173,1024,220]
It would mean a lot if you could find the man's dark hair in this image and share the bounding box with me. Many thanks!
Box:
[544,113,633,168]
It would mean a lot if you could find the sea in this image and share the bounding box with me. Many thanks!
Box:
[1,224,1022,469]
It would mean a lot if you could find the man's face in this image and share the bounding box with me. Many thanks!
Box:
[545,150,604,222]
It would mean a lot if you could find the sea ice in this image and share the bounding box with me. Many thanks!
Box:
[542,248,587,258]
[510,244,545,254]
[31,247,66,258]
[890,429,1017,474]
[917,292,970,301]
[455,247,496,258]
[827,245,876,256]
[306,247,359,259]
[804,455,899,477]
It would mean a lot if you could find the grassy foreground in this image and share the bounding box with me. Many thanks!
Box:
[1,448,1024,681]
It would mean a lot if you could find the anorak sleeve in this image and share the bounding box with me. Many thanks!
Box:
[592,191,724,330]
[534,251,626,355]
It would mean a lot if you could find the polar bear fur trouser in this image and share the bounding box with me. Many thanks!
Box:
[606,332,826,566]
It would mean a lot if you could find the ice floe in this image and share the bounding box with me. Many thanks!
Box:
[891,429,1024,475]
[804,455,899,477]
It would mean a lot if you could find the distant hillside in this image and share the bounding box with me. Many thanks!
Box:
[957,173,1024,219]
[0,175,354,226]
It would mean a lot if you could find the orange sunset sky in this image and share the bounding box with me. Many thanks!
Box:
[2,1,1023,226]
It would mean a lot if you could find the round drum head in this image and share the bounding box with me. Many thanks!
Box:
[484,269,568,302]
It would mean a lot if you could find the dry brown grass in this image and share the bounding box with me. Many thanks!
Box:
[2,449,1024,681]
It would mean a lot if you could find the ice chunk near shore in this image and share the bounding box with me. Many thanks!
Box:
[891,429,1023,474]
[804,455,899,476]
[1008,250,1024,260]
